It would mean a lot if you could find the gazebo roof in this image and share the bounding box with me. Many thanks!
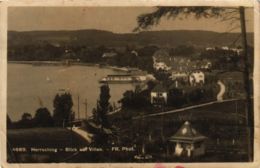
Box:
[169,121,207,143]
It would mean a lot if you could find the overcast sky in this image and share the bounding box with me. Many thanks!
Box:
[8,7,254,33]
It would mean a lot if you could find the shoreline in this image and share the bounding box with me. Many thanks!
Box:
[8,61,129,72]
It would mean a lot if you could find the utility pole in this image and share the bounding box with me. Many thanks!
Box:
[235,100,238,125]
[239,6,253,162]
[83,99,88,120]
[77,95,80,120]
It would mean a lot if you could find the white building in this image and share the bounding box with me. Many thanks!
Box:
[206,47,215,51]
[153,62,171,71]
[189,71,205,86]
[200,61,212,70]
[151,84,168,105]
[102,52,117,58]
[221,46,229,50]
[230,48,243,55]
[170,71,188,80]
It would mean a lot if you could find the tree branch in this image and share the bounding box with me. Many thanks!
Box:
[134,7,239,32]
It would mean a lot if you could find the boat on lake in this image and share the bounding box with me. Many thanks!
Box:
[99,68,156,84]
[99,74,141,83]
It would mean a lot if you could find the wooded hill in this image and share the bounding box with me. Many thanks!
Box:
[8,29,254,47]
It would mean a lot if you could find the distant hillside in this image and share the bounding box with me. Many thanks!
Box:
[8,29,254,47]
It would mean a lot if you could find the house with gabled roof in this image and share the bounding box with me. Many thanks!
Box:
[189,70,205,86]
[150,83,168,106]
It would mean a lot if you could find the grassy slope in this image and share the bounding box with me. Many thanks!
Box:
[111,99,251,161]
[7,127,89,148]
[7,100,252,162]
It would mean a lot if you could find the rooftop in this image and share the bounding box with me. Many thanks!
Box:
[169,121,207,143]
[152,84,167,92]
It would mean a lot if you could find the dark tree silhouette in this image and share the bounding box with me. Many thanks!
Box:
[96,84,111,129]
[34,107,54,127]
[91,84,112,146]
[17,112,33,128]
[53,92,73,127]
[134,6,253,161]
[120,90,151,110]
[21,112,32,121]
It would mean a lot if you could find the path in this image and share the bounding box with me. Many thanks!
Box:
[108,107,122,115]
[69,127,93,143]
[217,80,226,101]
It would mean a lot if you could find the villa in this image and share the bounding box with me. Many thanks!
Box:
[150,84,168,106]
[189,70,205,86]
[153,62,171,71]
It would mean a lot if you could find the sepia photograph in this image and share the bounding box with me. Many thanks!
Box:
[5,5,256,164]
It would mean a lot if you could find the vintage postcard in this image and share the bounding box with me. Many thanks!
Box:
[0,0,259,168]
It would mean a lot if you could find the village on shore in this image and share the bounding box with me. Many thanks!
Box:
[7,44,253,162]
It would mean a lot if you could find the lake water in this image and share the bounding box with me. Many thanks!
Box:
[8,64,135,121]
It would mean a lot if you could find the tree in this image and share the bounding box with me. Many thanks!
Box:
[91,84,112,146]
[17,112,33,128]
[138,45,159,57]
[154,70,171,82]
[34,107,54,127]
[171,45,195,56]
[53,92,73,127]
[200,48,240,70]
[134,6,253,161]
[96,84,111,129]
[21,112,32,121]
[120,87,151,111]
[168,88,187,107]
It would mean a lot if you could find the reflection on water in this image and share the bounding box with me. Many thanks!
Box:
[8,64,135,121]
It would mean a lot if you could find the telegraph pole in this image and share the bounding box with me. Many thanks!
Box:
[83,99,88,120]
[239,6,253,161]
[77,95,80,120]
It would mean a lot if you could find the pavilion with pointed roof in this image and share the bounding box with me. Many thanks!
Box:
[168,121,207,158]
